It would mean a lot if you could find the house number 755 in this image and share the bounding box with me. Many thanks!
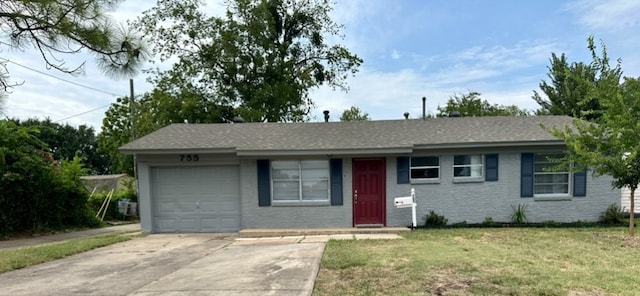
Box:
[179,154,199,162]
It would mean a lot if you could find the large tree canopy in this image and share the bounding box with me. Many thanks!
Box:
[135,0,362,122]
[12,118,109,175]
[550,76,640,236]
[533,36,622,121]
[436,92,529,117]
[0,0,146,93]
[98,91,235,175]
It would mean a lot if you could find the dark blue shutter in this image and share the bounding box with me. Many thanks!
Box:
[573,171,587,197]
[257,159,271,206]
[485,154,499,181]
[397,157,410,184]
[521,153,534,197]
[330,159,343,205]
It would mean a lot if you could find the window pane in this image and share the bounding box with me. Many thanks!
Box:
[454,155,482,165]
[454,167,470,177]
[272,161,298,170]
[533,153,570,195]
[411,157,439,167]
[411,168,439,179]
[534,184,553,194]
[302,180,329,200]
[301,160,328,170]
[470,166,483,177]
[470,155,482,164]
[454,155,469,165]
[302,168,329,180]
[272,161,299,180]
[273,181,299,200]
[535,184,569,194]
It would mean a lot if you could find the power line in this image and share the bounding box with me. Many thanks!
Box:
[55,104,111,122]
[1,57,128,122]
[1,58,123,97]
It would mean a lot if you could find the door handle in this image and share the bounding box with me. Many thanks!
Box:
[354,189,358,204]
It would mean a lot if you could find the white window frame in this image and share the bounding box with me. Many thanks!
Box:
[270,160,330,204]
[453,154,484,181]
[533,153,571,198]
[410,156,440,183]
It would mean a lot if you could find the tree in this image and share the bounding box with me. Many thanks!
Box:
[98,91,236,175]
[1,0,146,94]
[98,96,136,176]
[436,91,529,117]
[0,120,97,234]
[549,70,639,236]
[340,106,370,121]
[13,118,109,174]
[135,0,362,122]
[533,36,622,121]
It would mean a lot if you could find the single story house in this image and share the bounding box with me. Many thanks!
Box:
[119,115,619,233]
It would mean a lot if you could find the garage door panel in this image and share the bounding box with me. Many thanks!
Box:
[152,166,240,233]
[155,218,177,232]
[176,201,198,213]
[157,201,178,214]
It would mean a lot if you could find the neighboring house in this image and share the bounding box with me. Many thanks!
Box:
[621,186,640,213]
[119,116,619,233]
[80,174,135,193]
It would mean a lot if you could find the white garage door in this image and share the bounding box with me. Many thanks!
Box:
[152,166,240,233]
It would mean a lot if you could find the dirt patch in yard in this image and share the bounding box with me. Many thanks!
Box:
[422,268,485,295]
[592,233,640,248]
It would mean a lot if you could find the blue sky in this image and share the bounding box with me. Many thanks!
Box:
[2,0,640,128]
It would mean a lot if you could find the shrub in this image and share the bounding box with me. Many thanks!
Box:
[424,210,448,227]
[451,221,468,228]
[482,217,500,227]
[599,203,624,225]
[511,204,528,224]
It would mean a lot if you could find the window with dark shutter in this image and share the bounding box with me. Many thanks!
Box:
[485,154,498,181]
[257,159,271,206]
[397,157,410,184]
[521,153,534,197]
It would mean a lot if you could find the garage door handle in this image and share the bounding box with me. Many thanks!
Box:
[196,201,200,209]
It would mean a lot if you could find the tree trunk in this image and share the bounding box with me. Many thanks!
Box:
[630,187,635,237]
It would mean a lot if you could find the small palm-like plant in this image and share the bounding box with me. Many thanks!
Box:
[511,204,528,224]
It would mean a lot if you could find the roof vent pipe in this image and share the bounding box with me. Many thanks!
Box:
[422,97,426,120]
[323,110,330,122]
[403,112,410,119]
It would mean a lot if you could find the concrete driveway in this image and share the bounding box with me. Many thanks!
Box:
[0,234,325,296]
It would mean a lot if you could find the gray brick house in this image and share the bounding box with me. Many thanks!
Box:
[120,116,619,233]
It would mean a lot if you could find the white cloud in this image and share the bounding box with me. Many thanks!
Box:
[567,0,640,31]
[312,40,561,121]
[423,41,559,87]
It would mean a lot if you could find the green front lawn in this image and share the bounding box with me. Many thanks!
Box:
[0,234,135,273]
[314,228,640,296]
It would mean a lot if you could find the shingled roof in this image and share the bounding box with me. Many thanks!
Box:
[119,115,574,155]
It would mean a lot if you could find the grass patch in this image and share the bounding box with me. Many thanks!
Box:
[314,227,640,296]
[0,233,135,273]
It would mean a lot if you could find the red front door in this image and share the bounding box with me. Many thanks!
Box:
[352,158,386,226]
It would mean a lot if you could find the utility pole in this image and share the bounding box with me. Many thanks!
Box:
[129,79,137,178]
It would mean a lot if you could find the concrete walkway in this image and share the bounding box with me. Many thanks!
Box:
[0,223,141,250]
